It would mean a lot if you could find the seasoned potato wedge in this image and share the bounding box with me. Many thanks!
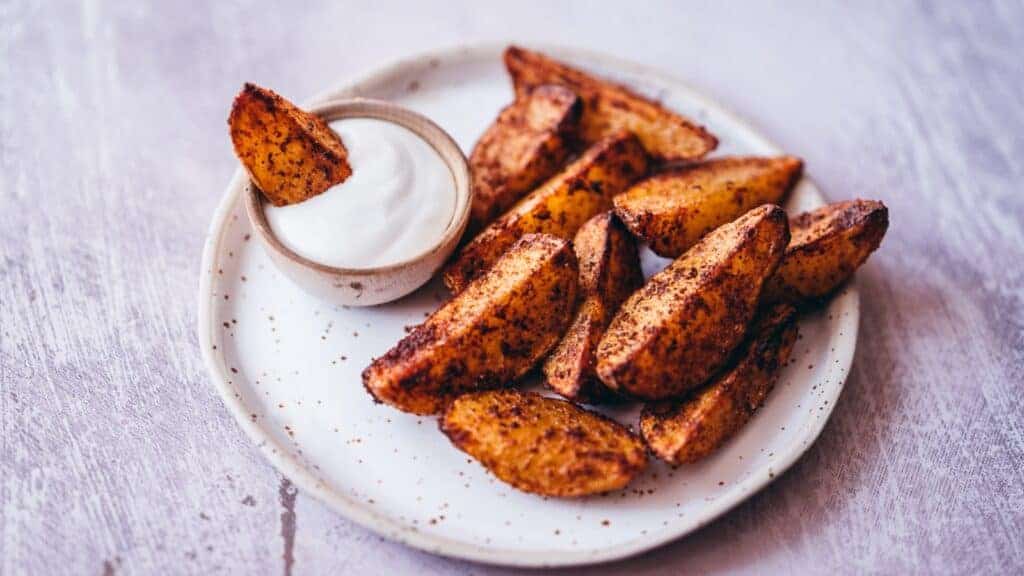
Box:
[443,131,648,293]
[505,46,717,161]
[596,205,790,400]
[764,199,889,304]
[469,85,582,231]
[640,303,798,464]
[543,212,643,402]
[440,390,647,497]
[228,83,351,206]
[362,234,578,415]
[614,156,803,258]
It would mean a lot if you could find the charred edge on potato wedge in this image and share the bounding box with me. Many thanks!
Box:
[596,204,790,400]
[544,212,643,402]
[763,199,889,305]
[504,45,717,161]
[362,234,578,415]
[614,156,803,258]
[444,130,649,294]
[468,85,582,232]
[228,83,352,206]
[440,389,648,497]
[640,303,798,465]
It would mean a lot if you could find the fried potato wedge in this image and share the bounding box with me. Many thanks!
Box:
[504,46,717,161]
[468,85,582,231]
[596,205,789,400]
[543,212,643,402]
[614,156,803,258]
[363,234,578,415]
[443,131,648,293]
[228,83,351,206]
[640,303,798,464]
[440,390,647,497]
[764,199,889,304]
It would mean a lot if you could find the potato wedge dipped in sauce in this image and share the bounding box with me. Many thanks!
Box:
[444,130,649,293]
[640,303,799,464]
[505,46,717,161]
[468,85,582,232]
[228,83,352,206]
[543,212,643,402]
[363,234,578,415]
[596,204,790,400]
[764,199,889,305]
[441,390,647,497]
[614,156,803,258]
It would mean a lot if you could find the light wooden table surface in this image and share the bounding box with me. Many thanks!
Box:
[2,2,1022,574]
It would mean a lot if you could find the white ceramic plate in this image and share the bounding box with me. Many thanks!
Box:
[198,44,858,567]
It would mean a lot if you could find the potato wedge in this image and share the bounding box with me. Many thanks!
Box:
[596,205,789,400]
[228,83,352,206]
[504,46,717,161]
[443,131,648,293]
[440,390,647,497]
[614,156,803,258]
[640,303,798,464]
[363,234,578,415]
[469,85,582,231]
[764,199,888,304]
[543,212,642,402]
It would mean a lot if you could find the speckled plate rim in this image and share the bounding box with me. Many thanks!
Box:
[198,43,859,568]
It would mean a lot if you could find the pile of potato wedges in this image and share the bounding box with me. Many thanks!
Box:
[363,46,889,498]
[226,46,888,499]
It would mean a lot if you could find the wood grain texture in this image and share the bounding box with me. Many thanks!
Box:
[1,1,1021,574]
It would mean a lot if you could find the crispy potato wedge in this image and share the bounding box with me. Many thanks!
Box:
[228,83,351,206]
[363,234,578,415]
[468,85,582,231]
[764,199,889,304]
[440,390,647,497]
[614,156,803,258]
[443,131,648,293]
[504,46,717,161]
[543,212,643,402]
[595,205,790,400]
[640,303,798,464]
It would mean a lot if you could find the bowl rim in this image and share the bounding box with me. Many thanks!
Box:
[243,97,472,276]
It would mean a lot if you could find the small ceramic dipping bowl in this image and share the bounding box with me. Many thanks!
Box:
[244,98,471,306]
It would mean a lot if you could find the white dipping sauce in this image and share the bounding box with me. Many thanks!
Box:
[265,118,455,268]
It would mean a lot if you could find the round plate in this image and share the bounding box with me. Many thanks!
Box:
[198,44,858,567]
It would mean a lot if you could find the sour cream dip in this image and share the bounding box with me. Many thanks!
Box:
[265,118,456,268]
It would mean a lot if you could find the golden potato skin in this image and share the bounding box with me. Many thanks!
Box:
[362,234,578,415]
[596,205,790,400]
[504,46,717,161]
[440,390,648,497]
[764,199,889,305]
[444,131,648,293]
[640,303,798,464]
[468,85,582,232]
[614,156,804,258]
[543,212,643,402]
[228,83,351,206]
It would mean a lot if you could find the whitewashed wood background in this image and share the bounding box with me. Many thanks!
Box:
[2,1,1022,574]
